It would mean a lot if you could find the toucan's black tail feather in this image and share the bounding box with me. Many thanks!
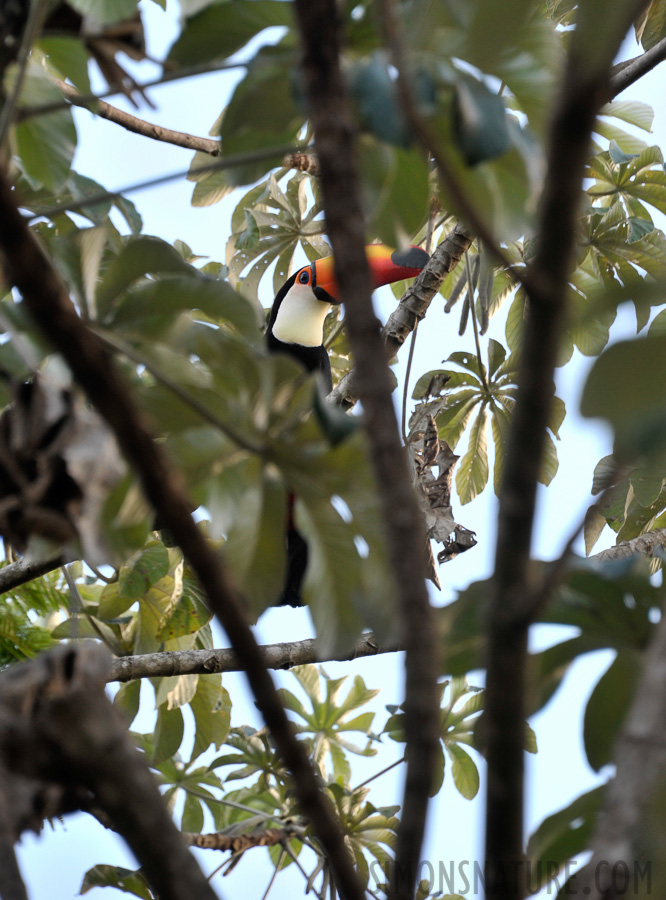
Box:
[278,526,308,607]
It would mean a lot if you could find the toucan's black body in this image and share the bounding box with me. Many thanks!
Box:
[266,245,429,607]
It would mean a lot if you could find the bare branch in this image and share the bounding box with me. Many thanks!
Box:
[0,783,28,900]
[109,633,397,682]
[0,166,362,900]
[52,77,222,155]
[27,144,301,223]
[292,4,439,899]
[184,827,297,852]
[481,4,651,898]
[609,34,666,97]
[283,150,320,176]
[0,644,219,900]
[574,606,666,898]
[16,58,282,123]
[328,224,473,409]
[0,554,66,594]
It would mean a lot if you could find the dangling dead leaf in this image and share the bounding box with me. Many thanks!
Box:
[407,399,477,587]
[0,374,126,565]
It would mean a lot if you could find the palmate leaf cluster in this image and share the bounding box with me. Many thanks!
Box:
[3,0,666,897]
[89,665,482,897]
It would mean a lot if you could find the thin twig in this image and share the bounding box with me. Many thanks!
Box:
[262,848,286,900]
[62,564,119,654]
[27,143,303,222]
[352,756,406,792]
[400,205,437,443]
[465,251,489,394]
[16,58,286,122]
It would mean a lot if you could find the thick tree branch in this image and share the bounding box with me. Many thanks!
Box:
[0,168,361,900]
[608,34,666,97]
[573,606,666,898]
[109,633,397,682]
[0,784,28,900]
[328,223,474,409]
[52,78,222,155]
[482,5,650,899]
[0,554,66,593]
[292,4,439,899]
[183,826,296,852]
[0,644,218,900]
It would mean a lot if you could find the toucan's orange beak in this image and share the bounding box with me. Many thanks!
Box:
[312,244,429,303]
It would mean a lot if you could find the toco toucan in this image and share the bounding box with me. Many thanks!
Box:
[266,243,430,606]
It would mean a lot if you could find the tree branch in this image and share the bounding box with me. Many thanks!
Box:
[573,605,666,898]
[0,167,362,900]
[0,644,219,900]
[482,5,650,898]
[292,4,440,899]
[0,554,66,594]
[328,223,473,409]
[183,826,298,852]
[608,34,666,97]
[52,77,222,155]
[108,633,397,682]
[0,782,28,900]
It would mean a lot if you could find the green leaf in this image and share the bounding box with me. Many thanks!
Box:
[168,0,294,65]
[220,47,303,185]
[9,63,76,192]
[119,544,170,600]
[190,676,232,763]
[527,786,605,892]
[40,36,91,94]
[453,75,511,165]
[446,742,480,799]
[581,335,666,457]
[583,650,643,772]
[152,706,184,765]
[601,100,654,133]
[107,275,261,338]
[208,458,287,612]
[182,793,204,833]
[113,680,141,726]
[80,865,153,899]
[96,236,194,313]
[456,405,489,504]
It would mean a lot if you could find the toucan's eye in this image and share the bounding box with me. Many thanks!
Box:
[298,270,310,284]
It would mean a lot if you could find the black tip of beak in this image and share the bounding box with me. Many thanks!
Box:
[390,246,430,271]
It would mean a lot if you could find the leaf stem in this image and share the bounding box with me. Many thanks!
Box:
[465,251,489,395]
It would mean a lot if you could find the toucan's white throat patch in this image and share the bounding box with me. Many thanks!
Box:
[272,286,331,347]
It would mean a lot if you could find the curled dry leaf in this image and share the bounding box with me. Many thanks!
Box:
[0,375,126,565]
[407,406,477,588]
